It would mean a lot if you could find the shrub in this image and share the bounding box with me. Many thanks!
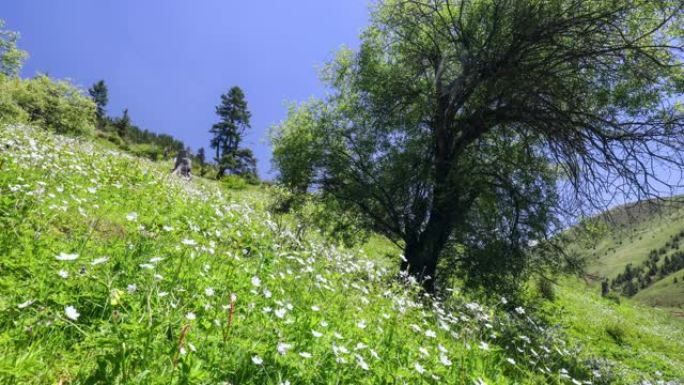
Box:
[221,174,248,190]
[129,143,162,161]
[0,74,95,136]
[605,323,627,344]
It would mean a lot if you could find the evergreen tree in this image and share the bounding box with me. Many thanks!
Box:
[209,86,253,178]
[116,108,130,140]
[88,80,108,122]
[197,147,207,177]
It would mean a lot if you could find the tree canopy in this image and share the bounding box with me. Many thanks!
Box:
[272,0,684,293]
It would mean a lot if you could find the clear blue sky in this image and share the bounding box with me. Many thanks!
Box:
[1,1,370,179]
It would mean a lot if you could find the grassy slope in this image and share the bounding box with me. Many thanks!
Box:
[544,279,684,382]
[569,201,684,309]
[633,268,684,309]
[1,124,682,384]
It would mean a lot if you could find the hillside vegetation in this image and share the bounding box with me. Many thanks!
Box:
[1,124,683,384]
[570,202,684,310]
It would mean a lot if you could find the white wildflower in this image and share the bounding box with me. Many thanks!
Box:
[251,276,261,287]
[439,354,452,366]
[251,355,263,365]
[186,312,196,320]
[64,305,80,321]
[17,299,34,309]
[56,252,78,261]
[277,342,292,355]
[91,256,108,265]
[126,212,138,221]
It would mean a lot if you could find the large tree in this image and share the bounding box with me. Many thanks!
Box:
[88,80,109,122]
[272,0,684,293]
[210,86,253,178]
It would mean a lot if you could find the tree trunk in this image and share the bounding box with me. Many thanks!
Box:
[401,192,457,293]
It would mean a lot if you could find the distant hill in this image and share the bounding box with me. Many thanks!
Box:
[569,199,684,310]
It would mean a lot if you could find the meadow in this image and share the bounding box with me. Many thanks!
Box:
[1,124,683,384]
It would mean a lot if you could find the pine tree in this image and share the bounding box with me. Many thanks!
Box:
[197,147,207,177]
[116,108,130,140]
[88,80,109,122]
[209,86,253,178]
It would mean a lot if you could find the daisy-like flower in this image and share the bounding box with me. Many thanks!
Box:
[58,270,69,279]
[149,256,164,263]
[91,256,108,266]
[126,212,138,221]
[479,341,490,350]
[185,312,196,320]
[356,320,367,329]
[311,330,323,338]
[127,284,137,294]
[162,225,174,232]
[277,342,292,356]
[425,329,437,338]
[275,308,287,319]
[205,287,215,297]
[439,354,452,366]
[64,305,80,321]
[414,362,426,374]
[506,357,516,365]
[251,276,261,287]
[514,306,525,315]
[17,299,34,309]
[139,263,154,270]
[311,305,320,312]
[356,355,370,371]
[181,239,197,246]
[56,252,78,261]
[299,352,312,359]
[251,355,263,365]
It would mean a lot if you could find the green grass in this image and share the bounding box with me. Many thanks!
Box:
[567,201,684,309]
[544,278,684,382]
[1,123,682,384]
[633,268,684,309]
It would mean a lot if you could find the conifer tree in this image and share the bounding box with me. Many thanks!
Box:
[197,147,207,177]
[209,86,256,179]
[88,80,108,122]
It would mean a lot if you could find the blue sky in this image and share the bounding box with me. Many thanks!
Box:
[1,1,370,179]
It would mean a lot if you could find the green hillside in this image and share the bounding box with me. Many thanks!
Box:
[2,124,684,384]
[570,201,684,309]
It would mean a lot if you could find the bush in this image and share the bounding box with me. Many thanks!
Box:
[605,323,627,344]
[0,74,95,136]
[221,174,248,190]
[129,143,162,161]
